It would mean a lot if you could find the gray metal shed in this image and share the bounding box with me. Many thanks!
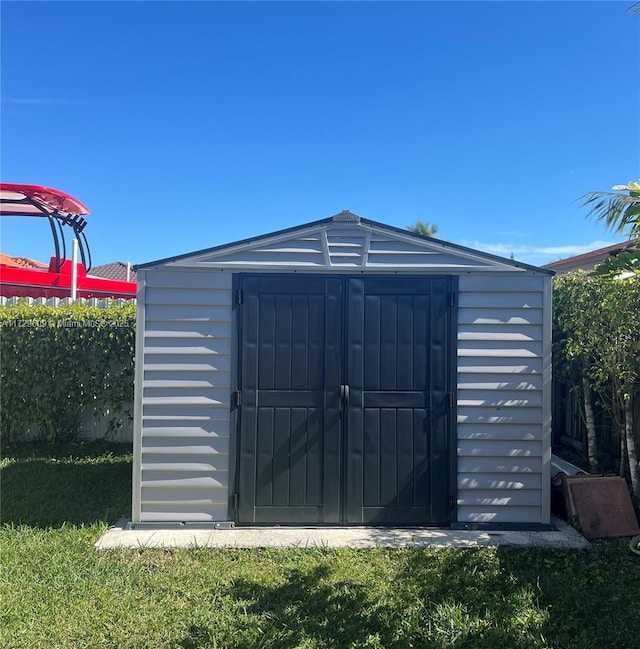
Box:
[132,212,553,528]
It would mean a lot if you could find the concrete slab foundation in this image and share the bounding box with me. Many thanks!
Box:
[95,517,590,551]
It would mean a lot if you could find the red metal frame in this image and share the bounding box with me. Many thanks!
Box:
[0,183,136,299]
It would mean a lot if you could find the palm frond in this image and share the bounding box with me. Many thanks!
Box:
[580,190,640,236]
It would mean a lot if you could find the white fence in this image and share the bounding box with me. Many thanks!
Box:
[77,409,134,443]
[0,296,136,307]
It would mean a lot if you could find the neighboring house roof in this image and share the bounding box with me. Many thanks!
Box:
[542,240,639,275]
[136,210,555,275]
[89,261,137,282]
[0,253,48,269]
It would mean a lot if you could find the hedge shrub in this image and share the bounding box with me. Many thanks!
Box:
[553,271,640,500]
[0,302,136,444]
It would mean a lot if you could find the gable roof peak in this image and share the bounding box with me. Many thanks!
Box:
[330,210,361,223]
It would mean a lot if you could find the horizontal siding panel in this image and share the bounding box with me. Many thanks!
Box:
[458,406,542,425]
[457,506,542,524]
[457,340,542,357]
[142,498,225,508]
[139,507,228,523]
[327,234,368,247]
[142,459,228,472]
[368,242,440,253]
[366,254,490,268]
[142,386,229,406]
[141,472,228,489]
[144,386,229,400]
[206,251,325,265]
[143,413,225,422]
[142,438,230,454]
[458,357,543,374]
[143,338,231,355]
[144,399,228,411]
[144,346,231,358]
[143,380,229,391]
[252,243,326,254]
[194,259,327,268]
[458,473,543,490]
[458,310,542,326]
[145,321,232,338]
[141,421,230,437]
[457,439,542,457]
[145,287,232,306]
[330,255,363,264]
[142,487,227,504]
[367,263,504,272]
[146,304,231,322]
[457,424,540,441]
[457,490,541,507]
[144,373,231,388]
[457,390,543,408]
[144,269,233,290]
[459,275,544,292]
[143,357,232,372]
[457,350,541,360]
[458,325,542,342]
[457,457,542,473]
[457,374,542,391]
[143,405,229,418]
[458,293,543,309]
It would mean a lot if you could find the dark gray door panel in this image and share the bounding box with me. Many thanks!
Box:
[237,274,452,525]
[346,277,450,524]
[238,276,342,523]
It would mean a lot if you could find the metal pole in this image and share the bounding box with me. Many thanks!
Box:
[71,238,78,300]
[126,261,131,282]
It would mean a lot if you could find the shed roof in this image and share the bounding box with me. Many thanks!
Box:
[136,211,554,275]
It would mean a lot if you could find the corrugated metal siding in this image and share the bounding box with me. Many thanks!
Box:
[457,274,548,524]
[136,269,233,523]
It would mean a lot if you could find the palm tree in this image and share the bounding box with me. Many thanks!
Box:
[581,180,640,239]
[407,220,439,237]
[581,180,640,275]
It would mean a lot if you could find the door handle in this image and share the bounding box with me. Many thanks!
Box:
[340,384,350,413]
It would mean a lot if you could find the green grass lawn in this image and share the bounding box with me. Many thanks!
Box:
[1,443,639,649]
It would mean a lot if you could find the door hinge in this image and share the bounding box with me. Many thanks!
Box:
[449,496,456,511]
[231,493,239,511]
[232,390,242,407]
[447,393,455,408]
[449,292,456,307]
[236,288,243,304]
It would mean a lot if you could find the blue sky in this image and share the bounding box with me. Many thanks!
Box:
[1,1,639,268]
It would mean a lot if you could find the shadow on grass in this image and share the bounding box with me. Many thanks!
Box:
[394,548,547,648]
[176,549,549,649]
[182,564,403,649]
[499,543,640,649]
[1,442,132,528]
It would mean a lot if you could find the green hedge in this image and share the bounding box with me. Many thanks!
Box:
[552,272,640,499]
[0,303,136,444]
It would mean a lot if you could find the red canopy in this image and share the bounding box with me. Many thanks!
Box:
[0,183,135,298]
[0,183,89,217]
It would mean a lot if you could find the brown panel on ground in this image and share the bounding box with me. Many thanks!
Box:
[563,476,640,539]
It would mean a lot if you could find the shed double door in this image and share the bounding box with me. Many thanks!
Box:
[236,274,452,525]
